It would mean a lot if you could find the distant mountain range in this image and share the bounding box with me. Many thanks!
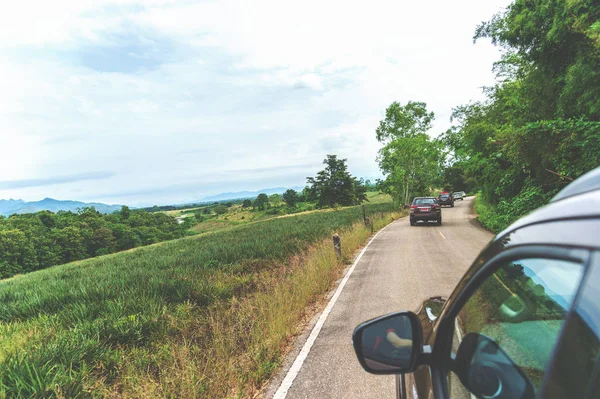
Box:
[0,198,122,217]
[201,186,304,202]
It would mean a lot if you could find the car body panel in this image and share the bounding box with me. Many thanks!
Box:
[452,192,464,200]
[540,251,600,397]
[405,218,599,398]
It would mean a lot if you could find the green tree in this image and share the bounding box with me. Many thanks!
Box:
[0,229,37,275]
[53,226,87,263]
[301,187,314,202]
[306,155,368,208]
[282,189,300,207]
[269,194,282,207]
[120,205,131,220]
[254,194,269,210]
[376,101,443,205]
[376,101,435,142]
[214,205,228,215]
[475,0,600,119]
[242,199,252,208]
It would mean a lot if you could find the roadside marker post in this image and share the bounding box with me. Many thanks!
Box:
[333,234,342,258]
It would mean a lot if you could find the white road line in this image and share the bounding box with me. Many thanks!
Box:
[439,231,446,239]
[273,222,394,399]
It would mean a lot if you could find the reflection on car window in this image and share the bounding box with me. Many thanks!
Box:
[414,199,435,205]
[452,258,584,395]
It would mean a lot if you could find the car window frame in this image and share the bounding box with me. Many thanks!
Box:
[538,250,600,398]
[429,244,592,399]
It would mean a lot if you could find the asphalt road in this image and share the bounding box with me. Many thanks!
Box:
[268,196,494,399]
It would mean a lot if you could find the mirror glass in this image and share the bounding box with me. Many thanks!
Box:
[358,313,415,372]
[455,333,534,399]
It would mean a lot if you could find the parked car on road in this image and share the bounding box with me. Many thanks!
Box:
[437,192,454,207]
[453,191,465,201]
[409,197,441,226]
[353,166,600,399]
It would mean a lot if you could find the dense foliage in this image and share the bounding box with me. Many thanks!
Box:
[253,193,269,210]
[375,101,445,204]
[282,189,300,207]
[442,0,600,231]
[306,155,368,207]
[0,206,184,279]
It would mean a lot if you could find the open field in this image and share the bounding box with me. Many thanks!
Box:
[180,192,392,235]
[0,199,402,398]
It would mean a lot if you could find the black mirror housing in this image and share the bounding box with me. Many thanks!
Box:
[454,333,535,399]
[352,311,423,375]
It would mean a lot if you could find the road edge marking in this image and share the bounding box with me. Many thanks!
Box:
[272,221,395,398]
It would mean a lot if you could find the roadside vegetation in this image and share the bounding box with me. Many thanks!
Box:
[442,0,600,232]
[373,0,600,232]
[0,199,403,397]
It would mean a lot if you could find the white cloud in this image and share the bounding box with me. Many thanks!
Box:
[0,0,511,205]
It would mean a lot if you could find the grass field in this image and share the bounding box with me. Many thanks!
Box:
[184,192,392,234]
[0,199,401,398]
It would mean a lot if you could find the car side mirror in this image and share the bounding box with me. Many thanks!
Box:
[454,333,534,399]
[352,311,423,374]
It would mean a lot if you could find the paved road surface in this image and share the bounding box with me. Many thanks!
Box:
[268,197,493,399]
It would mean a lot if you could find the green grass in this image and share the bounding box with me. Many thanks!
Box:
[0,201,399,398]
[177,192,389,237]
[473,193,507,233]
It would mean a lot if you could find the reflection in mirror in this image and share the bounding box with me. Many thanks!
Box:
[359,313,414,372]
[455,333,534,399]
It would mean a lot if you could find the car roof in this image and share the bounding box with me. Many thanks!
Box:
[552,167,600,202]
[499,167,600,237]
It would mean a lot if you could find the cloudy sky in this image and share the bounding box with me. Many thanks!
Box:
[0,0,511,206]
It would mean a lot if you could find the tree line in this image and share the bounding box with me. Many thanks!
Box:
[241,155,368,212]
[375,0,600,231]
[0,207,184,279]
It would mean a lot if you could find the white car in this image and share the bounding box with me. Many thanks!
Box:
[453,191,465,200]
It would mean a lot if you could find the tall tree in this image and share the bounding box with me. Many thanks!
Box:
[254,194,269,210]
[376,102,443,205]
[282,189,300,207]
[306,155,367,208]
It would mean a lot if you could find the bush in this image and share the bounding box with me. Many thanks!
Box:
[474,181,555,233]
[214,205,228,215]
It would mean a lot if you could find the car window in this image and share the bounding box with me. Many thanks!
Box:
[450,258,585,397]
[414,199,435,205]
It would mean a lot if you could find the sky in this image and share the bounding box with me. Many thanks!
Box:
[0,0,512,207]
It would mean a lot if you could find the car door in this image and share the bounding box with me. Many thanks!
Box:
[432,246,591,399]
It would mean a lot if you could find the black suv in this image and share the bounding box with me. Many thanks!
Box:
[437,192,454,207]
[410,197,442,226]
[353,166,600,399]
